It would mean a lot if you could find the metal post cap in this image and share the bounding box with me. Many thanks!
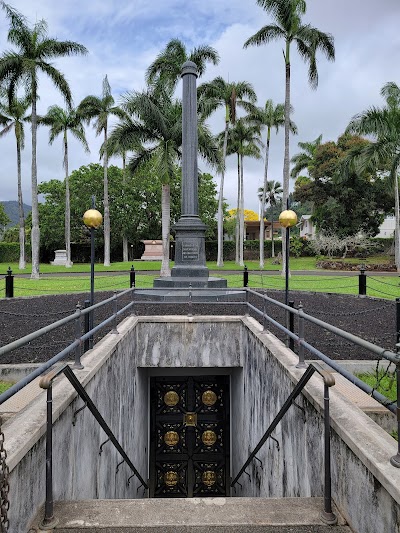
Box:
[83,209,103,228]
[279,209,298,228]
[181,61,198,78]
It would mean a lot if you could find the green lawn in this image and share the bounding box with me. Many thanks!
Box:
[0,382,13,394]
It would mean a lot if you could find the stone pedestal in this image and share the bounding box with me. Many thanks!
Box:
[140,240,163,261]
[50,250,72,266]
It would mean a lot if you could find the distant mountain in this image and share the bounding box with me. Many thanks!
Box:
[1,201,31,227]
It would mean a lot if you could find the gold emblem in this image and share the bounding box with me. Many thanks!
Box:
[184,412,197,426]
[164,431,179,447]
[164,390,179,407]
[164,470,179,487]
[202,430,217,446]
[202,470,216,487]
[202,390,217,406]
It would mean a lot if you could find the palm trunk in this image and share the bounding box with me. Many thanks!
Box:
[260,127,271,268]
[160,183,171,277]
[282,41,291,277]
[239,153,244,267]
[271,206,275,258]
[122,153,129,262]
[16,133,25,269]
[217,119,229,267]
[103,124,111,267]
[30,92,40,279]
[235,153,240,264]
[64,132,72,267]
[394,174,400,272]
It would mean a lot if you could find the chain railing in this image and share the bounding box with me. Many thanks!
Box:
[0,419,9,533]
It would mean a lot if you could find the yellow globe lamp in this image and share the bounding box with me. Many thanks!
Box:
[83,209,103,229]
[279,209,298,228]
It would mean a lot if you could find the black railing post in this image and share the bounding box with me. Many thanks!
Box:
[390,360,400,468]
[5,267,13,298]
[72,304,83,369]
[40,385,58,529]
[111,291,119,334]
[130,265,136,288]
[243,266,248,288]
[83,300,90,353]
[297,303,306,369]
[396,298,400,347]
[320,379,338,525]
[289,300,295,351]
[359,267,367,296]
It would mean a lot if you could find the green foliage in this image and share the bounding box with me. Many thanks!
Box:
[289,235,313,257]
[356,370,397,403]
[0,242,31,262]
[0,203,10,228]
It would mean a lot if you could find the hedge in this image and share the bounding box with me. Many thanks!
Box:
[0,242,31,263]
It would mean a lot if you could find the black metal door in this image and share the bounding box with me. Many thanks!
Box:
[150,375,230,498]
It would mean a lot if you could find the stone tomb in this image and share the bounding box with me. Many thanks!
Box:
[140,240,163,261]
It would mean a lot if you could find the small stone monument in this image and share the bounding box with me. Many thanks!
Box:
[140,240,163,261]
[51,249,72,266]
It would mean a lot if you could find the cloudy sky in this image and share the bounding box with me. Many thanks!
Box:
[0,0,399,215]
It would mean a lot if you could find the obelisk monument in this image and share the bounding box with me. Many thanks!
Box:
[154,61,226,289]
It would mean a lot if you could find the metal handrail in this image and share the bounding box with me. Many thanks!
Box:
[39,364,147,528]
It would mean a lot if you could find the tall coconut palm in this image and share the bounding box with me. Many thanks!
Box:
[250,99,297,267]
[0,91,30,269]
[0,6,87,278]
[108,87,220,276]
[346,82,400,271]
[198,78,257,266]
[146,38,219,94]
[258,180,283,258]
[227,119,262,266]
[39,105,89,267]
[244,0,335,273]
[78,76,126,267]
[290,134,322,179]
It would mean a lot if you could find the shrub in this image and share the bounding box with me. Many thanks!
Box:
[0,242,31,264]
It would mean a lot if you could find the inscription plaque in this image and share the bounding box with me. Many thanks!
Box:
[182,241,199,261]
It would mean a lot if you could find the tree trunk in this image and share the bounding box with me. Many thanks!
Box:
[217,119,229,267]
[394,174,400,272]
[235,153,240,264]
[239,154,244,267]
[16,133,25,270]
[260,128,271,268]
[103,125,111,267]
[160,183,171,277]
[271,206,275,258]
[281,42,291,277]
[30,93,40,279]
[122,153,129,262]
[64,133,72,267]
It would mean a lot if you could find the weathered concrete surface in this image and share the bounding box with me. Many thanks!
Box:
[31,497,350,532]
[234,318,400,533]
[5,315,400,533]
[0,363,42,382]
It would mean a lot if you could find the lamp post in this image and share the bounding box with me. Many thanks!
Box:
[83,204,103,349]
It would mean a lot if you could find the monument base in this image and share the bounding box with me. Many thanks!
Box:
[153,276,227,288]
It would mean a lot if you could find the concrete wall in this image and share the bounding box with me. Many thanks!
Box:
[232,318,400,533]
[4,315,400,533]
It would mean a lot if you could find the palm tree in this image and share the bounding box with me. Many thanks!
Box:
[290,134,322,179]
[0,6,87,278]
[346,82,400,271]
[0,91,30,269]
[39,105,89,267]
[108,87,219,276]
[78,76,126,267]
[250,99,297,267]
[227,119,262,266]
[258,180,283,258]
[198,78,257,266]
[244,0,335,272]
[146,38,219,93]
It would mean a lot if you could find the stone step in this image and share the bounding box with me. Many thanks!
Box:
[33,497,352,532]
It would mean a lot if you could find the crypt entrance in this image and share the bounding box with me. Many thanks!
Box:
[149,375,230,498]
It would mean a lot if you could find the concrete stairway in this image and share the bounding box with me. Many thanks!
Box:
[33,497,352,532]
